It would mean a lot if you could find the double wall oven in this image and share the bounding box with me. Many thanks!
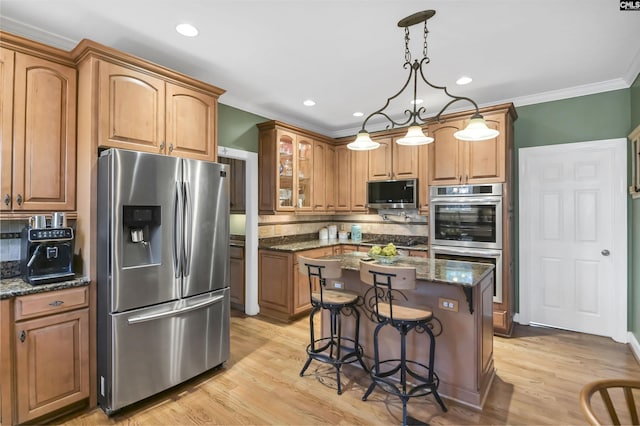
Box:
[429,183,503,302]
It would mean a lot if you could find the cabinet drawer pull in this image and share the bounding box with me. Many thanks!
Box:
[49,300,64,307]
[19,330,26,343]
[16,194,23,205]
[3,194,9,206]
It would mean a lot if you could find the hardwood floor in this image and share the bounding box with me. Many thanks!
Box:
[56,310,640,425]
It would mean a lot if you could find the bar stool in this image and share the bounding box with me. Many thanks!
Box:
[359,260,447,425]
[298,256,367,394]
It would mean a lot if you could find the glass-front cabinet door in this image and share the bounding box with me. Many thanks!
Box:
[277,130,295,210]
[296,137,313,211]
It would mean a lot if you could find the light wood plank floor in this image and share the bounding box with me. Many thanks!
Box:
[56,310,640,425]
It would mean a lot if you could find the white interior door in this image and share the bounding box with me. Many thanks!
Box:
[519,138,627,342]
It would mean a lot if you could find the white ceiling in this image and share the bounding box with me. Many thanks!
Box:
[1,0,639,138]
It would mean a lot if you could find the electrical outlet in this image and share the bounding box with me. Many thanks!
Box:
[438,297,459,312]
[334,281,343,289]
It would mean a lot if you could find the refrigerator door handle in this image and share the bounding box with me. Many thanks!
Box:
[173,181,183,278]
[127,294,225,325]
[183,181,193,277]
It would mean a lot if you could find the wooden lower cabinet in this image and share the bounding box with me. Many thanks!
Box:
[229,245,245,309]
[258,246,336,321]
[1,286,90,425]
[15,309,89,423]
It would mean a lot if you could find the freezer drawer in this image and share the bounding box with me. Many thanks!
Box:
[98,288,230,414]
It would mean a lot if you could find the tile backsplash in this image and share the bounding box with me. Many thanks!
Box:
[0,220,26,262]
[258,212,428,240]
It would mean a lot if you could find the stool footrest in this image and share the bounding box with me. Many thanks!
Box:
[369,359,440,400]
[306,337,364,365]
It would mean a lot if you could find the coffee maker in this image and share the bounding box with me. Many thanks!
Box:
[21,214,75,285]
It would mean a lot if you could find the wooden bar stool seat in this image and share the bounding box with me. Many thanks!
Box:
[298,256,367,395]
[359,260,447,425]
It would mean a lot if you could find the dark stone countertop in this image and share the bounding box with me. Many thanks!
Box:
[260,238,428,253]
[323,252,493,288]
[0,275,90,299]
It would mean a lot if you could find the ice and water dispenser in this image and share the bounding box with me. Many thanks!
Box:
[122,205,161,267]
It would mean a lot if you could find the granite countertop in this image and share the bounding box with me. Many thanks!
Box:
[0,275,90,299]
[324,252,494,288]
[261,238,429,253]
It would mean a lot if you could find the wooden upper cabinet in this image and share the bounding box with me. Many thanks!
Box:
[296,136,313,211]
[418,142,430,214]
[368,136,419,181]
[166,84,216,161]
[312,141,326,211]
[335,144,351,211]
[94,56,219,161]
[0,48,14,212]
[257,121,334,214]
[368,137,392,180]
[325,144,336,211]
[392,138,420,179]
[429,110,509,185]
[98,61,165,153]
[11,52,77,211]
[464,113,505,183]
[350,149,368,211]
[428,119,465,185]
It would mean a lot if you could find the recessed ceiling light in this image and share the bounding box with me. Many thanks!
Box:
[411,98,424,105]
[353,112,364,117]
[456,76,473,85]
[176,23,198,37]
[303,99,316,107]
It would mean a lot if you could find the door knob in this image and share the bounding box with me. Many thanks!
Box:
[601,249,610,256]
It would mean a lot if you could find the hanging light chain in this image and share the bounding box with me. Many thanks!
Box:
[404,26,411,63]
[423,20,429,59]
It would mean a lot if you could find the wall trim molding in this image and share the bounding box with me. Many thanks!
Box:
[628,332,640,366]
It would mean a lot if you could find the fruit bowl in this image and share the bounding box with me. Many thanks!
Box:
[370,254,398,264]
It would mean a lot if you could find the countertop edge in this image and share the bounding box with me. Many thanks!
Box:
[0,276,90,299]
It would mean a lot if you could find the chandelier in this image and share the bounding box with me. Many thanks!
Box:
[347,10,500,151]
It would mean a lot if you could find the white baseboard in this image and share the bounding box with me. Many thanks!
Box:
[628,332,640,366]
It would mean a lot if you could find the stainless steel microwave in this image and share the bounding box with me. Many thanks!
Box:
[367,179,418,209]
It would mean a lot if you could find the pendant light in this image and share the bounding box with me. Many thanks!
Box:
[349,10,499,151]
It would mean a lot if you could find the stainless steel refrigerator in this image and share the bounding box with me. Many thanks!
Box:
[97,148,230,415]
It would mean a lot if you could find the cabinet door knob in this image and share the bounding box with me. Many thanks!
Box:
[3,194,9,206]
[19,330,26,343]
[159,141,165,151]
[169,143,174,154]
[16,194,23,206]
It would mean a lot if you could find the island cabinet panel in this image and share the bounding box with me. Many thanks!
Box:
[1,48,77,212]
[293,246,335,315]
[327,260,495,409]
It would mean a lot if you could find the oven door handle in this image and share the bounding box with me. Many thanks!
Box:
[431,246,502,257]
[430,196,502,204]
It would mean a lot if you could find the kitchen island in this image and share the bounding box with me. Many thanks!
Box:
[318,252,495,409]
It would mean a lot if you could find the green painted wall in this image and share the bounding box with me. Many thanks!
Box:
[218,103,268,153]
[631,73,640,339]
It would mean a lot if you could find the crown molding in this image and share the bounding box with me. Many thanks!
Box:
[0,16,77,50]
